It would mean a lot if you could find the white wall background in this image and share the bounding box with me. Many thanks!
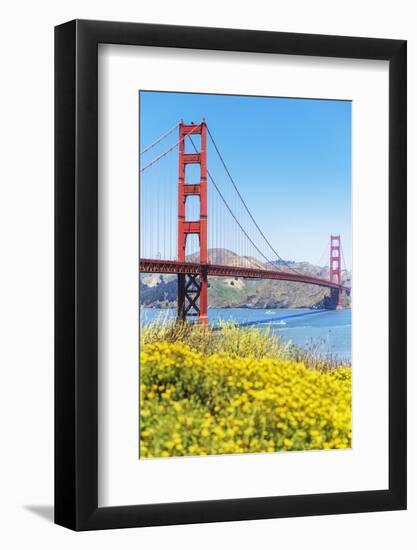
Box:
[0,0,414,547]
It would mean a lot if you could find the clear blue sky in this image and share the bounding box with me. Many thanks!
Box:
[140,91,351,268]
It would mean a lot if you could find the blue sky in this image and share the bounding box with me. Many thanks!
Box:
[140,91,351,268]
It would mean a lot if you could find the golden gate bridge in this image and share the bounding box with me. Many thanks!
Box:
[140,120,351,325]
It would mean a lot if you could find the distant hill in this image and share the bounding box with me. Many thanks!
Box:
[140,248,351,309]
[187,248,265,269]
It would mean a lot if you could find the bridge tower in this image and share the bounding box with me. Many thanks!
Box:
[177,121,208,324]
[329,234,342,309]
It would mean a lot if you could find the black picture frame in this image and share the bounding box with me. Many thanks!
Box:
[55,19,407,531]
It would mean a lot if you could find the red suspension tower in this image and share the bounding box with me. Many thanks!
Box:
[177,121,208,324]
[329,234,342,309]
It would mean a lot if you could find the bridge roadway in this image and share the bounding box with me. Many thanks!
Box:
[140,258,350,293]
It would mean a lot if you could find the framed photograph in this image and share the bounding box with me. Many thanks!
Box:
[55,20,406,530]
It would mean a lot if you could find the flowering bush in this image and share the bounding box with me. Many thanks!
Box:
[140,341,352,458]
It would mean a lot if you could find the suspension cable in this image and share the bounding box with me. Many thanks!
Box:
[206,125,302,274]
[187,135,285,273]
[140,121,180,155]
[140,127,195,173]
[340,240,349,273]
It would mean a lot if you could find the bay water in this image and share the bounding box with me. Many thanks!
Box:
[140,307,351,362]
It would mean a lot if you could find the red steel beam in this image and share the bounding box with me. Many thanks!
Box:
[329,234,342,308]
[177,121,208,324]
[182,152,201,164]
[139,258,350,293]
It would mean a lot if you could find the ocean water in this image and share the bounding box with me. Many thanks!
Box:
[140,307,352,361]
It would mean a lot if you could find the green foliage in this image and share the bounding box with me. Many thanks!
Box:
[140,316,349,370]
[140,319,352,458]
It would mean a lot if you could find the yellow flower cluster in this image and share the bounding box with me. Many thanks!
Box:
[140,342,352,458]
